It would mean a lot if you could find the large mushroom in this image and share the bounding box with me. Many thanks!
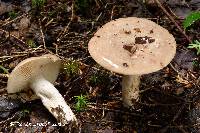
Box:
[88,17,176,108]
[6,54,77,125]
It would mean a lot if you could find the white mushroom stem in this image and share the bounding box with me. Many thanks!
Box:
[122,75,140,107]
[30,77,77,125]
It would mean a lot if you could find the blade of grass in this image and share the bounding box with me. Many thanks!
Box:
[0,65,9,74]
[183,11,200,29]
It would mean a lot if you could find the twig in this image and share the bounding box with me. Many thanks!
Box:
[0,54,27,64]
[95,3,111,22]
[139,102,187,107]
[110,5,116,20]
[56,2,75,42]
[0,74,9,78]
[32,45,43,53]
[169,63,179,73]
[0,54,27,59]
[1,13,28,27]
[159,102,186,133]
[0,111,19,125]
[87,104,144,117]
[154,0,192,43]
[44,18,54,27]
[0,28,27,50]
[53,43,58,55]
[174,123,188,133]
[39,19,46,49]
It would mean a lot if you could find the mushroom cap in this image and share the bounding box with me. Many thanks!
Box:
[7,54,61,94]
[88,17,176,75]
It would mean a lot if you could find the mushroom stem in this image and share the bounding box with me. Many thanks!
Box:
[122,75,140,107]
[30,77,77,125]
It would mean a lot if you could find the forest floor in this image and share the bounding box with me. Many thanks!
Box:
[0,0,200,133]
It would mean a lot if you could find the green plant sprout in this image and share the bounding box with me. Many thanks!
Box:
[32,0,45,9]
[88,72,110,87]
[183,11,200,29]
[88,73,103,86]
[17,108,30,121]
[8,11,18,19]
[26,39,36,48]
[74,94,88,112]
[48,11,56,17]
[21,109,30,118]
[0,65,9,74]
[75,0,89,10]
[64,60,79,76]
[188,40,200,55]
[192,60,199,68]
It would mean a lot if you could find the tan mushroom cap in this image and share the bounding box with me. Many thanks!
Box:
[88,17,176,75]
[7,54,61,94]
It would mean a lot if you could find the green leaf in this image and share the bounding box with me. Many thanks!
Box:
[0,65,9,74]
[183,11,200,29]
[187,40,200,55]
[32,0,45,8]
[197,50,200,55]
[8,11,18,19]
[74,94,88,112]
[188,45,196,48]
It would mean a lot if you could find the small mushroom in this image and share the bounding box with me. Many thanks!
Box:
[88,17,176,108]
[6,54,77,125]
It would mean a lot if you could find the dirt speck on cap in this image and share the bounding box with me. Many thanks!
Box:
[123,63,128,67]
[135,36,155,44]
[133,28,141,33]
[124,30,131,34]
[123,44,137,54]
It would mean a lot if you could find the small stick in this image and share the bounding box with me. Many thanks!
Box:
[1,13,28,27]
[0,54,27,64]
[0,29,27,50]
[0,74,9,78]
[53,43,58,55]
[169,63,179,73]
[39,20,46,49]
[56,2,75,42]
[32,45,43,53]
[110,5,116,20]
[45,18,54,27]
[0,54,27,59]
[154,0,192,43]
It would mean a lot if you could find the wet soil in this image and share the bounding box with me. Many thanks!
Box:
[0,0,200,133]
